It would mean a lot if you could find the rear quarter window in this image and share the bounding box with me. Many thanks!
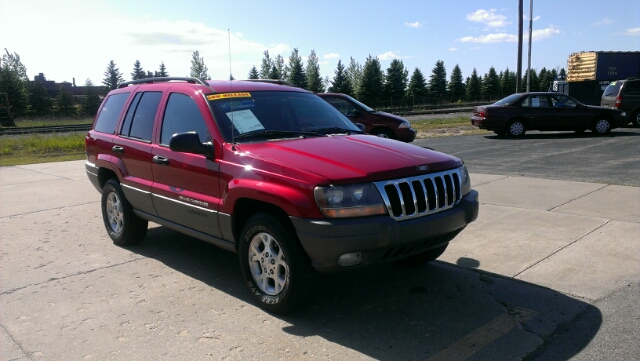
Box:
[94,93,130,134]
[602,82,622,97]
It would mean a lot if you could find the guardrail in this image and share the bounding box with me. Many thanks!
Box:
[0,124,92,136]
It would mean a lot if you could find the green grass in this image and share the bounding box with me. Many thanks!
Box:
[0,115,485,166]
[0,132,86,166]
[12,116,93,128]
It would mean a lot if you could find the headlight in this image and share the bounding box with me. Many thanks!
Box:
[460,165,471,196]
[398,120,411,129]
[314,183,386,218]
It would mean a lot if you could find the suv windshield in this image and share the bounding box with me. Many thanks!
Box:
[208,91,361,142]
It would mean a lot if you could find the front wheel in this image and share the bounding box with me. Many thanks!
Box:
[592,118,611,135]
[238,214,317,314]
[101,179,148,245]
[371,128,395,139]
[631,110,640,127]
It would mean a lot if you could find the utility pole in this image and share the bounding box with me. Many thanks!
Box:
[516,0,523,93]
[526,0,533,92]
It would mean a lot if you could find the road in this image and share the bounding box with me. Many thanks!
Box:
[1,129,638,360]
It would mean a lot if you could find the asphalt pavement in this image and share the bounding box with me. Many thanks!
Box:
[1,156,638,360]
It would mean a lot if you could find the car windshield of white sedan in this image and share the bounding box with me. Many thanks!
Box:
[208,91,361,142]
[493,93,522,105]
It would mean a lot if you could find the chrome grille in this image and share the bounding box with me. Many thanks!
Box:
[374,169,462,220]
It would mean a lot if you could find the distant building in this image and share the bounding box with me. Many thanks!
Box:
[30,73,108,98]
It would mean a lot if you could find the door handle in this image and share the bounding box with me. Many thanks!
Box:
[153,156,169,165]
[112,145,124,153]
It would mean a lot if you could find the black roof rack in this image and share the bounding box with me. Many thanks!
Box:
[118,77,210,88]
[242,79,294,86]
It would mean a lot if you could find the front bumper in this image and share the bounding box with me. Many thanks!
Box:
[291,190,479,272]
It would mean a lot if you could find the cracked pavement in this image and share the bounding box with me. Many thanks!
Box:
[1,160,638,360]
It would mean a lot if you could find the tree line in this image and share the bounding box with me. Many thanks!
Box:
[1,46,566,120]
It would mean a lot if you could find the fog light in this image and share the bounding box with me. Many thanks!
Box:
[338,252,362,266]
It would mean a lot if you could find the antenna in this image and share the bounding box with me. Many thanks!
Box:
[228,29,236,150]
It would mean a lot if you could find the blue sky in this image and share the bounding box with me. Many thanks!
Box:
[2,0,638,86]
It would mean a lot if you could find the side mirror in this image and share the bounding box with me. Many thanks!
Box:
[169,132,214,158]
[354,123,366,132]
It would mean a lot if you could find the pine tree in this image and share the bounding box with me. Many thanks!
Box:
[29,81,53,116]
[0,49,29,116]
[407,68,428,105]
[383,59,408,107]
[131,60,145,80]
[345,57,363,96]
[157,62,168,77]
[500,68,517,97]
[102,60,124,90]
[190,51,209,80]
[466,68,482,101]
[259,50,272,79]
[287,48,306,88]
[274,54,287,80]
[328,59,353,95]
[482,66,501,101]
[247,66,259,79]
[358,55,384,107]
[305,50,324,93]
[428,60,447,103]
[56,86,76,117]
[448,64,465,102]
[523,68,539,92]
[268,65,281,80]
[82,78,101,116]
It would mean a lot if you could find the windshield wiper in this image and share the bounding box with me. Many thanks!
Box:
[307,127,364,136]
[234,129,325,141]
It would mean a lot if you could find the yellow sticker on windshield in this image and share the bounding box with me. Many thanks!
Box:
[207,92,251,100]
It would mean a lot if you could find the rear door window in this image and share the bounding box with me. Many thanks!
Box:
[119,91,162,142]
[94,93,130,134]
[603,82,622,97]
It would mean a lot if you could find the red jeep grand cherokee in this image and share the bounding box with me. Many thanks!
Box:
[85,77,479,313]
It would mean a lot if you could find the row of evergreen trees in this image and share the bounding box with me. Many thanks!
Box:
[248,49,566,108]
[1,46,567,120]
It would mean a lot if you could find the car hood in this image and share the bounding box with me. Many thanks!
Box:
[235,135,462,184]
[373,111,408,122]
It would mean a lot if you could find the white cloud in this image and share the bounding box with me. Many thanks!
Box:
[449,48,459,52]
[458,27,560,43]
[623,27,640,36]
[405,22,422,28]
[458,33,517,43]
[592,18,614,26]
[323,53,340,59]
[378,51,401,60]
[466,9,510,28]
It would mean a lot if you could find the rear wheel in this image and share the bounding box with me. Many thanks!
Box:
[101,179,148,245]
[238,213,317,314]
[506,120,526,137]
[592,118,612,135]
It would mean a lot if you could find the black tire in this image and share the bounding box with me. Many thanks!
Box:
[371,128,395,139]
[591,118,612,135]
[506,120,526,137]
[397,243,449,266]
[101,179,148,246]
[238,213,317,314]
[631,110,640,127]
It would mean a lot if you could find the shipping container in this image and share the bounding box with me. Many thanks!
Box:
[567,51,640,82]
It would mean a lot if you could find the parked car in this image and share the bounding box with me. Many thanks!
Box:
[601,78,640,127]
[471,92,628,137]
[317,93,416,142]
[85,77,479,314]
